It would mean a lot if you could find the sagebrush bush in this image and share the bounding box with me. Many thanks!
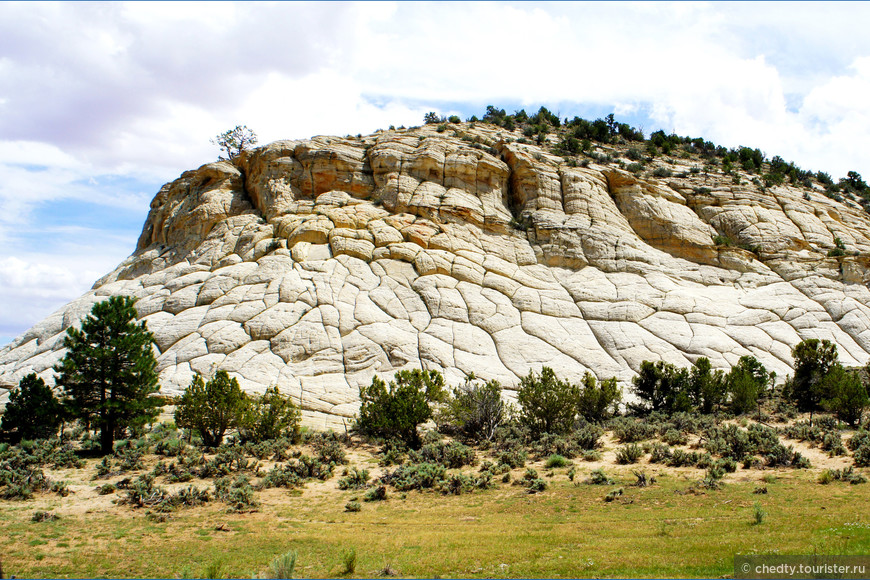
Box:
[364,485,387,502]
[662,428,688,446]
[214,475,258,512]
[495,447,527,469]
[545,454,569,468]
[412,440,476,468]
[345,500,362,512]
[586,468,614,485]
[649,443,673,464]
[337,467,370,490]
[611,418,657,443]
[31,510,59,522]
[270,550,298,580]
[574,424,604,450]
[615,444,644,465]
[382,462,446,491]
[853,444,870,467]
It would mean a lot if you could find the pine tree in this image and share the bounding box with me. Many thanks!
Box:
[55,296,159,454]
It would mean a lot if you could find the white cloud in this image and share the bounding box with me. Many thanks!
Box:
[0,254,113,343]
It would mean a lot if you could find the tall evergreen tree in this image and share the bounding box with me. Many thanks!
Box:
[55,296,159,454]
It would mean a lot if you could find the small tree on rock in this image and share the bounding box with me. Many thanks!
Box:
[175,370,247,447]
[56,296,160,454]
[1,373,64,442]
[211,125,258,160]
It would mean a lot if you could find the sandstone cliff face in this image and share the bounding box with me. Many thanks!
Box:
[3,123,870,428]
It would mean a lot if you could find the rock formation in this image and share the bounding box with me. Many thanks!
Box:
[3,122,870,428]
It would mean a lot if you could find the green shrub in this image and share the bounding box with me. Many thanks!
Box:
[31,511,59,522]
[818,469,834,484]
[753,502,766,525]
[854,444,870,467]
[214,475,258,512]
[615,443,644,465]
[526,478,547,493]
[270,550,298,579]
[439,473,475,495]
[667,449,700,467]
[604,487,623,502]
[545,454,569,468]
[581,450,602,461]
[848,430,870,451]
[363,485,387,502]
[440,376,505,442]
[337,467,370,490]
[649,443,673,464]
[356,370,446,448]
[412,440,476,468]
[239,386,301,443]
[632,470,655,487]
[574,424,604,450]
[97,483,116,495]
[495,447,527,469]
[700,465,725,489]
[312,433,348,465]
[586,468,614,485]
[345,500,362,512]
[383,462,446,491]
[342,548,357,575]
[662,428,687,446]
[611,418,657,443]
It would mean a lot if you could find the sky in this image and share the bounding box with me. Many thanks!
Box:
[3,1,870,346]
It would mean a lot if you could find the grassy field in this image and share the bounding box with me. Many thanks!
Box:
[3,428,870,579]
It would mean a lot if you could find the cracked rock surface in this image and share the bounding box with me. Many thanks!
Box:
[4,123,870,429]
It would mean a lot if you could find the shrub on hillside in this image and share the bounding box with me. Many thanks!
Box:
[356,370,446,448]
[517,367,580,438]
[175,371,247,448]
[238,386,301,443]
[440,374,505,442]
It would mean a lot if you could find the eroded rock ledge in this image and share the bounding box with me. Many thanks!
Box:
[3,123,870,429]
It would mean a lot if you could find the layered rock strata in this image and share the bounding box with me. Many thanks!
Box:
[3,123,870,428]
